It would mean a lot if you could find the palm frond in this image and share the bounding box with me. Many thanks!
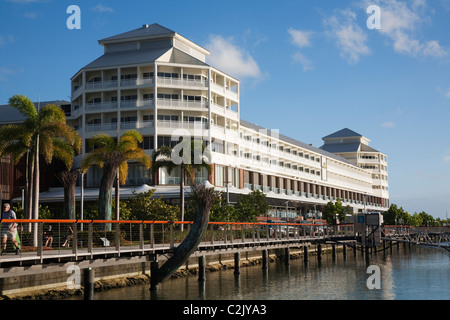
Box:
[8,95,38,120]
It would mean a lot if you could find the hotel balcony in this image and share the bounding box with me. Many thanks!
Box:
[86,122,117,132]
[156,76,208,89]
[157,99,208,110]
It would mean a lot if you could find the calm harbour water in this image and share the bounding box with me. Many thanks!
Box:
[81,245,449,300]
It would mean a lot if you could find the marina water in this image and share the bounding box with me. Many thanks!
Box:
[77,245,449,300]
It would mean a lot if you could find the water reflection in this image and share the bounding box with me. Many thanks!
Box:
[81,245,449,300]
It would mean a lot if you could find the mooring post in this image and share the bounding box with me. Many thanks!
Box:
[331,244,336,260]
[150,259,159,291]
[198,255,206,281]
[262,249,268,270]
[284,247,290,265]
[234,252,241,275]
[303,245,309,263]
[343,243,347,259]
[317,244,322,262]
[84,267,95,300]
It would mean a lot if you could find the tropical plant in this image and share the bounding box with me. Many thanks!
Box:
[322,198,346,224]
[234,190,269,222]
[125,189,179,221]
[55,131,82,219]
[151,140,211,230]
[0,95,80,244]
[81,130,151,229]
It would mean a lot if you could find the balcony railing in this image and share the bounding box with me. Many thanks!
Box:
[157,76,207,88]
[86,123,117,132]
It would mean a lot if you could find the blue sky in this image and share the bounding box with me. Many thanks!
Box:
[1,0,449,219]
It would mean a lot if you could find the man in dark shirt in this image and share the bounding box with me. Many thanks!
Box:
[1,203,20,255]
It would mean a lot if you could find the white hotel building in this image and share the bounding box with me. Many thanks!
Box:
[68,24,389,219]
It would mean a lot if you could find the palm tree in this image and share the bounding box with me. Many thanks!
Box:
[151,139,211,230]
[81,130,151,229]
[55,133,82,219]
[0,95,80,245]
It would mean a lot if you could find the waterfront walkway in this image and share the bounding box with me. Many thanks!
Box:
[0,219,353,268]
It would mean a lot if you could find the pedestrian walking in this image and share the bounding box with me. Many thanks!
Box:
[1,203,20,255]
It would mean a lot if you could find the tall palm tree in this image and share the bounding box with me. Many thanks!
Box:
[0,95,80,245]
[55,133,82,219]
[81,130,151,229]
[151,139,211,230]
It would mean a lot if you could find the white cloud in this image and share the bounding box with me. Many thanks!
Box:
[23,12,37,19]
[288,28,314,48]
[444,155,450,163]
[0,66,24,81]
[292,52,314,71]
[0,35,15,47]
[324,9,371,64]
[436,86,450,98]
[288,28,315,71]
[368,0,448,58]
[381,121,395,128]
[205,35,262,79]
[91,4,114,13]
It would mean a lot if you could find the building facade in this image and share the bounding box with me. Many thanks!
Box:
[68,24,389,219]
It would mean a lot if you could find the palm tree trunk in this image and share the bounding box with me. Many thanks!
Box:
[32,138,39,247]
[180,164,185,232]
[151,182,215,288]
[115,169,120,220]
[59,170,79,219]
[25,151,34,232]
[99,165,116,231]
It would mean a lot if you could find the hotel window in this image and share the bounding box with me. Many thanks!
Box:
[126,163,152,186]
[87,77,102,83]
[157,93,179,100]
[157,72,178,78]
[143,93,154,100]
[228,167,240,188]
[183,74,204,81]
[212,139,224,154]
[215,165,226,187]
[88,97,101,104]
[299,153,304,157]
[183,95,203,102]
[121,74,137,80]
[139,136,154,150]
[143,72,154,79]
[158,136,181,148]
[121,95,137,101]
[143,115,154,122]
[158,115,179,121]
[121,116,137,123]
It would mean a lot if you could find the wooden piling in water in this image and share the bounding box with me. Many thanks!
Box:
[234,252,241,275]
[84,268,94,300]
[198,256,206,281]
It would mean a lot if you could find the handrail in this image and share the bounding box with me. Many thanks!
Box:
[0,219,326,227]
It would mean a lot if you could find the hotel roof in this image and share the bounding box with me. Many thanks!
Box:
[98,23,176,44]
[0,100,71,124]
[322,128,363,139]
